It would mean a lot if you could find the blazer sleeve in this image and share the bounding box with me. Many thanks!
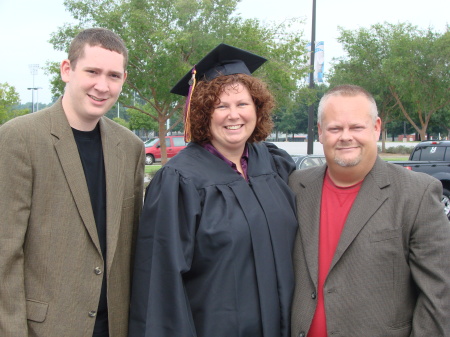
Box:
[0,122,31,335]
[130,142,145,270]
[409,178,450,335]
[128,166,201,337]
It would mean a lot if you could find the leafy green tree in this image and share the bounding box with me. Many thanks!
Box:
[112,117,129,129]
[276,84,328,141]
[44,61,66,102]
[105,102,130,121]
[47,0,309,164]
[0,83,28,125]
[128,107,158,132]
[329,56,398,151]
[386,25,450,141]
[329,23,450,145]
[330,24,403,151]
[19,102,54,111]
[430,106,450,140]
[385,119,416,141]
[277,110,296,137]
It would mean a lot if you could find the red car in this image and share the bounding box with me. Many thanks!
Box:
[144,135,187,165]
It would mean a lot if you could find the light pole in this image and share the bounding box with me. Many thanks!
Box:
[27,88,34,112]
[28,64,40,113]
[36,86,42,111]
[307,0,317,154]
[27,87,42,113]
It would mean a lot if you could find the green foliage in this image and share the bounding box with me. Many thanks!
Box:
[385,145,413,155]
[329,23,450,144]
[105,102,129,121]
[112,117,130,129]
[377,145,413,155]
[430,101,450,139]
[44,61,66,101]
[15,102,53,111]
[0,83,29,124]
[385,119,416,141]
[47,0,310,164]
[128,107,158,131]
[275,84,328,137]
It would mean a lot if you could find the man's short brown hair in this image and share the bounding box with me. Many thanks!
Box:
[68,28,128,70]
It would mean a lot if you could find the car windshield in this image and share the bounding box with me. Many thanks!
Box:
[291,155,304,164]
[144,138,159,147]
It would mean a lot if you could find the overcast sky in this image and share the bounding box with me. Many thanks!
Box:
[0,0,448,105]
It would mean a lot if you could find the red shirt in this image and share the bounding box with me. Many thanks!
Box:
[308,171,362,337]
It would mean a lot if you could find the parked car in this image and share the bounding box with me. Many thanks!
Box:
[389,140,450,221]
[291,154,326,170]
[144,138,156,147]
[145,135,187,165]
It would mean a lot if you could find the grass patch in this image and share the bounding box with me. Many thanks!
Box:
[145,164,162,175]
[378,144,412,161]
[379,155,409,161]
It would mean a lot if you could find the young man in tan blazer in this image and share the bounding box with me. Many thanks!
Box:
[0,28,145,337]
[289,84,450,337]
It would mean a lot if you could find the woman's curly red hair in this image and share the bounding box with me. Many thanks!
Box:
[188,74,274,143]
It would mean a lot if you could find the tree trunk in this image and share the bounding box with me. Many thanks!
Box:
[381,120,387,153]
[419,130,426,142]
[159,118,168,166]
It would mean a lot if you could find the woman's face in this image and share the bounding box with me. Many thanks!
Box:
[209,83,257,155]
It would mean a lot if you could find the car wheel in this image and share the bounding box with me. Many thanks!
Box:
[145,154,155,165]
[442,188,450,222]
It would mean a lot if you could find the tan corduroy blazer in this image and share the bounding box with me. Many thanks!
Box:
[289,157,450,337]
[0,99,145,337]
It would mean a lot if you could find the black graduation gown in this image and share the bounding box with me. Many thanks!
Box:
[129,142,298,337]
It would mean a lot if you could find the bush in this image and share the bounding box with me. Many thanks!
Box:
[378,145,413,154]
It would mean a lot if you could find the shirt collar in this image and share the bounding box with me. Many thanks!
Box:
[202,143,249,181]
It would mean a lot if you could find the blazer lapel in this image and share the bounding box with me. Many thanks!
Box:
[330,157,390,271]
[295,166,327,288]
[100,118,125,273]
[50,100,101,253]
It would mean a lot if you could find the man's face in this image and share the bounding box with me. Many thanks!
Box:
[60,45,127,130]
[318,94,381,170]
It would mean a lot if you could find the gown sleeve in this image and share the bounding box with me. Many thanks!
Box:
[129,166,202,337]
[263,142,296,182]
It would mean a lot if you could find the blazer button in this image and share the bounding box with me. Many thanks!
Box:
[88,310,97,318]
[298,332,306,337]
[311,291,316,299]
[94,267,102,275]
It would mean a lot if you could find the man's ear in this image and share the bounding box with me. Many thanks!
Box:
[318,123,324,144]
[60,59,71,83]
[374,117,382,140]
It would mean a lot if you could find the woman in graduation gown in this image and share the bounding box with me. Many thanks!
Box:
[129,44,298,337]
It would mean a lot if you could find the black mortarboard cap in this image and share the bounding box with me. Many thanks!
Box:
[170,43,267,96]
